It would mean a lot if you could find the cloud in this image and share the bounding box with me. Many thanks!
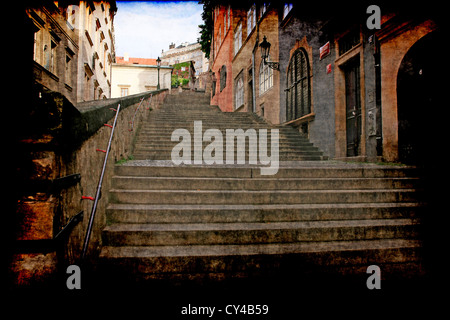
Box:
[114,1,203,58]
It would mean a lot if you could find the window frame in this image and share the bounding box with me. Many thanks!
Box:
[235,75,244,109]
[120,87,129,97]
[247,4,256,36]
[283,3,293,19]
[234,22,242,56]
[220,65,227,92]
[286,47,311,121]
[259,56,273,95]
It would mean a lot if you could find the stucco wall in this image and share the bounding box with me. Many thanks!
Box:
[111,64,172,98]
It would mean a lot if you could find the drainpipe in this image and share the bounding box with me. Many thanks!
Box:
[252,17,260,113]
[251,48,256,113]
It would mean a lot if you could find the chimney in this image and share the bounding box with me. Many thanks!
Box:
[124,52,129,61]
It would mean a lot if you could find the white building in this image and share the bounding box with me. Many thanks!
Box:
[67,1,117,101]
[161,42,209,75]
[111,54,173,98]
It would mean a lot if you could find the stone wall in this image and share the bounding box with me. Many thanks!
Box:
[10,87,168,287]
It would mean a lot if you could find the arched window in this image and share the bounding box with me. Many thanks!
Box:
[286,48,311,121]
[235,76,244,109]
[259,56,273,95]
[220,65,227,91]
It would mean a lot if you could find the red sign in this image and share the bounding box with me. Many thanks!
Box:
[320,42,330,60]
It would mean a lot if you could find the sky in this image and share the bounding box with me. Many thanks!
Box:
[114,1,204,58]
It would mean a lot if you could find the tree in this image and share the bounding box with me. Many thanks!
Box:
[198,0,213,59]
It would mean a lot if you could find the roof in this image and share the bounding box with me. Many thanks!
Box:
[115,57,157,65]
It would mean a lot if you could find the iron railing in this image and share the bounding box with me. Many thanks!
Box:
[80,104,121,261]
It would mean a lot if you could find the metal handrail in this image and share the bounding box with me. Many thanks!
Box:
[80,104,121,261]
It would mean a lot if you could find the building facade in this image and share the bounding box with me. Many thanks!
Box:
[71,1,117,101]
[210,4,235,112]
[161,42,209,75]
[26,1,117,104]
[27,3,80,105]
[210,1,441,163]
[111,55,173,98]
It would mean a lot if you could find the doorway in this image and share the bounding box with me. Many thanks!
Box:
[344,59,362,157]
[397,32,439,164]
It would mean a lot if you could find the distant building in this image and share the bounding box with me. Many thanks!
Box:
[26,1,117,103]
[161,42,209,76]
[111,53,173,97]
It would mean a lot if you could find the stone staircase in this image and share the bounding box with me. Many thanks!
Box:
[98,91,425,285]
[132,91,325,161]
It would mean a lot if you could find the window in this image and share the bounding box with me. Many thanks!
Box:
[227,6,231,30]
[212,79,216,97]
[33,29,39,62]
[283,3,293,19]
[65,54,72,86]
[220,65,227,91]
[50,40,57,74]
[218,26,221,46]
[235,76,244,109]
[234,22,242,55]
[259,56,273,95]
[286,48,311,121]
[120,87,129,97]
[259,3,268,18]
[338,28,360,56]
[67,5,76,26]
[247,5,256,36]
[84,73,91,101]
[224,10,227,32]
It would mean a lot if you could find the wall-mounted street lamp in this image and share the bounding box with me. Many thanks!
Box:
[259,36,279,71]
[156,56,161,90]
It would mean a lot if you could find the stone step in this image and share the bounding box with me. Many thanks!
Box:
[113,162,419,178]
[138,124,318,131]
[131,153,326,161]
[102,219,420,246]
[133,146,321,154]
[153,109,216,114]
[98,239,423,278]
[106,202,422,224]
[164,96,210,101]
[138,127,305,134]
[133,143,318,150]
[134,137,314,145]
[136,131,305,139]
[148,113,256,118]
[110,176,420,191]
[132,153,324,161]
[139,125,285,131]
[99,92,425,282]
[109,188,419,205]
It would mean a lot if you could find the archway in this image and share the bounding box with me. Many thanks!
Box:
[397,31,439,164]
